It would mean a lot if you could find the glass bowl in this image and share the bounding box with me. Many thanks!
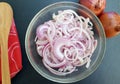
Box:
[25,1,106,83]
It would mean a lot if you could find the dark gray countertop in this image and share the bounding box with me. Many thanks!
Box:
[1,0,120,84]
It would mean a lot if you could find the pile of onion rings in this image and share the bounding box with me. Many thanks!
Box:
[35,9,97,76]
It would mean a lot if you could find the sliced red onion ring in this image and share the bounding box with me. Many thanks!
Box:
[43,60,76,76]
[53,38,70,60]
[43,43,66,68]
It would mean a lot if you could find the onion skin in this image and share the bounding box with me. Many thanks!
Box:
[79,0,106,16]
[99,12,120,38]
